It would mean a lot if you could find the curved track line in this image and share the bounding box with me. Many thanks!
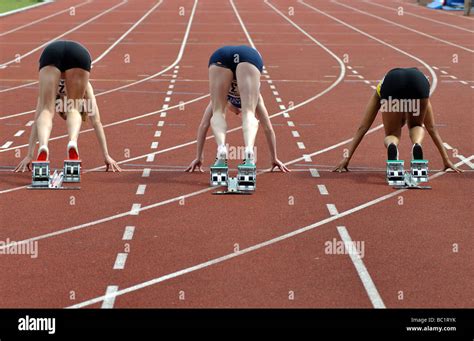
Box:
[333,0,474,53]
[0,0,198,118]
[365,0,474,33]
[0,0,92,37]
[0,0,128,69]
[299,0,438,95]
[67,156,472,308]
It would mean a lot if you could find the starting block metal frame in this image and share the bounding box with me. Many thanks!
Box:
[63,160,81,183]
[28,160,80,190]
[387,159,431,190]
[211,160,256,195]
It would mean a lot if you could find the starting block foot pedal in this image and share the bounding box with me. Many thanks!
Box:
[31,161,50,188]
[212,177,252,195]
[63,160,81,183]
[386,160,405,186]
[237,160,256,192]
[210,159,228,187]
[410,160,428,183]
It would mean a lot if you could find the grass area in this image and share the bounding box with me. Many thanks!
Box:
[0,0,45,14]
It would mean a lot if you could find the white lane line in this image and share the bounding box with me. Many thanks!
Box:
[297,142,306,150]
[269,85,276,89]
[300,0,437,95]
[160,112,167,118]
[150,142,159,149]
[0,0,91,36]
[94,0,164,64]
[317,184,328,195]
[172,75,178,79]
[0,0,128,68]
[175,65,180,69]
[309,168,320,177]
[130,204,141,215]
[347,65,353,70]
[443,142,453,150]
[456,154,474,169]
[337,226,385,309]
[168,84,174,89]
[101,285,118,309]
[291,131,300,138]
[164,97,171,102]
[364,80,371,84]
[136,185,147,195]
[326,204,339,216]
[303,154,312,162]
[0,141,13,149]
[275,97,282,103]
[158,121,165,127]
[70,157,473,309]
[170,79,176,83]
[267,80,273,84]
[272,91,279,96]
[14,130,25,137]
[166,91,173,95]
[287,121,295,127]
[25,120,34,127]
[279,104,286,110]
[333,0,474,53]
[113,253,128,270]
[352,70,359,74]
[440,70,448,75]
[146,154,155,162]
[449,75,457,80]
[154,131,162,137]
[162,104,169,110]
[142,168,151,177]
[357,75,364,79]
[122,226,135,241]
[365,0,474,33]
[460,80,468,85]
[283,112,290,118]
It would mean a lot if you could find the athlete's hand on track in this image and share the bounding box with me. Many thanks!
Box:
[185,158,204,172]
[333,157,350,172]
[14,156,33,172]
[443,160,463,173]
[105,155,122,172]
[271,159,290,172]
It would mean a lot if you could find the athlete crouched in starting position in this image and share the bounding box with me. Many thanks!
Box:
[334,67,461,174]
[206,45,264,175]
[15,40,121,172]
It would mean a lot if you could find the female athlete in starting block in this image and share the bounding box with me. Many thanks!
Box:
[205,45,264,171]
[185,94,289,173]
[333,67,461,173]
[14,40,121,172]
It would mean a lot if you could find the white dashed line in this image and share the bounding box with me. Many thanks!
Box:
[440,70,448,75]
[303,154,312,162]
[101,286,118,309]
[146,154,155,162]
[267,80,273,84]
[351,70,358,74]
[370,85,376,90]
[287,121,295,127]
[326,204,339,216]
[275,97,282,103]
[272,91,279,96]
[25,120,34,126]
[317,184,329,195]
[14,130,25,137]
[337,226,385,309]
[136,184,147,195]
[297,142,306,149]
[122,226,135,241]
[154,131,162,137]
[168,84,174,89]
[309,168,320,177]
[443,142,453,150]
[449,75,457,80]
[113,253,128,270]
[160,112,167,118]
[0,141,13,149]
[347,65,353,70]
[158,121,164,127]
[364,80,370,84]
[142,168,151,177]
[150,142,159,149]
[283,112,290,118]
[357,75,364,79]
[164,97,171,102]
[166,91,173,95]
[460,80,468,85]
[130,204,141,215]
[269,85,276,90]
[291,131,300,138]
[170,79,176,83]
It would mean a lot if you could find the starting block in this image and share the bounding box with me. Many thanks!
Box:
[212,177,252,195]
[31,161,50,187]
[410,160,428,183]
[237,160,256,192]
[386,160,405,186]
[63,160,81,183]
[210,159,228,186]
[387,159,431,190]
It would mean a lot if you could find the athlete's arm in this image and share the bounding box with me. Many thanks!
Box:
[334,92,380,172]
[255,95,289,172]
[85,82,121,172]
[14,99,40,172]
[423,101,462,172]
[185,102,212,172]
